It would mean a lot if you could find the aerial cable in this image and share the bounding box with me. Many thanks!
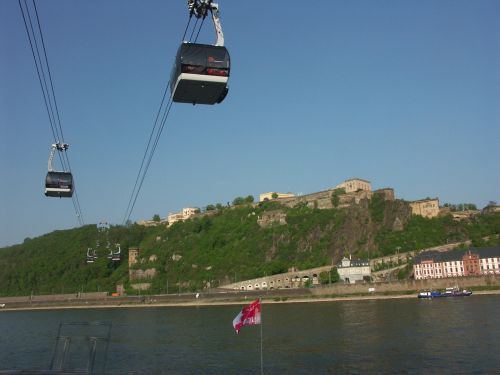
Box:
[188,18,199,41]
[33,1,67,152]
[32,0,84,225]
[124,98,174,225]
[18,1,61,158]
[181,13,193,41]
[19,0,84,225]
[122,13,195,225]
[122,82,171,224]
[193,15,206,43]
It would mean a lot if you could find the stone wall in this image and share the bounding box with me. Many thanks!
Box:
[370,239,474,268]
[311,275,500,295]
[275,189,375,210]
[130,283,151,291]
[221,265,333,290]
[129,268,157,281]
[257,210,287,228]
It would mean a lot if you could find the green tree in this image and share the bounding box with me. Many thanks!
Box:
[271,192,278,199]
[152,214,161,222]
[206,204,215,211]
[331,188,345,208]
[245,195,254,203]
[232,196,246,206]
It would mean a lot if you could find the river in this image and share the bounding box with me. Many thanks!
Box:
[1,295,499,374]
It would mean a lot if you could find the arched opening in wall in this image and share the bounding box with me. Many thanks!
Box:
[302,275,310,282]
[241,286,245,290]
[248,285,253,290]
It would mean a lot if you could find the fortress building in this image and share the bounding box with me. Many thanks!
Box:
[335,178,371,193]
[409,198,439,218]
[259,192,296,202]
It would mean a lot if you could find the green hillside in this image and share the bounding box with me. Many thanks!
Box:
[1,198,499,296]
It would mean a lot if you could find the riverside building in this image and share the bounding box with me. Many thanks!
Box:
[336,256,371,284]
[413,246,500,280]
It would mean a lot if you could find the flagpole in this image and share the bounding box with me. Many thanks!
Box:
[260,297,263,375]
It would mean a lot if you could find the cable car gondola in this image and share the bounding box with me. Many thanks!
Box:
[170,1,230,105]
[44,143,74,198]
[45,171,73,198]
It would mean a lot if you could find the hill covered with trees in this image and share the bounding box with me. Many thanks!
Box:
[1,196,499,296]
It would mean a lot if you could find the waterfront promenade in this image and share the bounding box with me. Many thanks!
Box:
[1,275,499,312]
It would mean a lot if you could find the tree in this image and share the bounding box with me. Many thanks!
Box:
[245,195,254,203]
[232,196,246,206]
[271,192,278,199]
[206,204,215,211]
[152,214,161,222]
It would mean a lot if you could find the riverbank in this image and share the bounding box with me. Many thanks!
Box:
[1,289,499,312]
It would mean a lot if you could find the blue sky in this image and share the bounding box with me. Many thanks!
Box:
[1,0,499,247]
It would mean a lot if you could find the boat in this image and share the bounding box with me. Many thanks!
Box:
[418,286,472,298]
[418,291,442,298]
[442,287,473,297]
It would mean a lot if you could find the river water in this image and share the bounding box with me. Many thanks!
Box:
[0,295,499,374]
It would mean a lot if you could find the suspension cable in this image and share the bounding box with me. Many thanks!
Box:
[188,18,199,41]
[32,0,84,225]
[122,12,196,225]
[193,12,207,43]
[19,0,84,226]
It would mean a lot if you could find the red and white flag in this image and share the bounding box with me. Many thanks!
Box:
[232,299,261,334]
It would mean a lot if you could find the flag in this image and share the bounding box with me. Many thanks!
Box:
[232,299,261,334]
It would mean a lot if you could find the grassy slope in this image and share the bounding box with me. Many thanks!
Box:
[1,200,499,296]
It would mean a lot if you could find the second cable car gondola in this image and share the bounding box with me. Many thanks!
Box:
[44,142,73,198]
[170,0,229,105]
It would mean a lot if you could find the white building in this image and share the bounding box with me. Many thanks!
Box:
[336,257,371,284]
[167,207,199,226]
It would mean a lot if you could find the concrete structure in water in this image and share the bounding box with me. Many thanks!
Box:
[413,246,500,280]
[337,257,371,284]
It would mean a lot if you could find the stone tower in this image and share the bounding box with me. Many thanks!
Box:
[128,247,139,268]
